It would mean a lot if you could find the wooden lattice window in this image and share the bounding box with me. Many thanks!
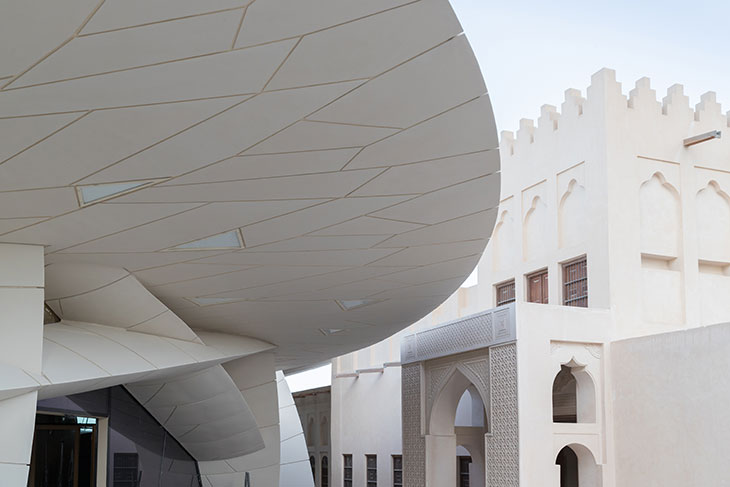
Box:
[563,258,588,307]
[392,455,402,487]
[527,270,549,304]
[344,454,353,487]
[496,280,516,306]
[458,456,472,487]
[322,456,329,487]
[366,454,377,487]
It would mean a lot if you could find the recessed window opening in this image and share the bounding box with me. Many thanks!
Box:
[366,454,377,487]
[552,365,577,423]
[527,269,549,304]
[392,455,402,487]
[496,280,516,306]
[344,454,353,487]
[552,363,597,423]
[563,258,588,307]
[322,456,329,487]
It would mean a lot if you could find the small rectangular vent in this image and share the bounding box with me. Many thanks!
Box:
[113,452,139,487]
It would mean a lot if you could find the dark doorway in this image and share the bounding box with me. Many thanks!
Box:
[28,413,97,487]
[556,446,579,487]
[458,456,471,487]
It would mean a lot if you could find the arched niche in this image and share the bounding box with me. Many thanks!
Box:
[552,361,596,424]
[555,443,602,487]
[523,196,548,262]
[696,181,730,263]
[492,210,515,272]
[307,416,315,447]
[639,172,681,258]
[309,455,316,482]
[558,179,587,248]
[320,416,329,446]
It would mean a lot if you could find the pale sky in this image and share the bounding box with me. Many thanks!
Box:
[452,0,730,134]
[285,0,730,392]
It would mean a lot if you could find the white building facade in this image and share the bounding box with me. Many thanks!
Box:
[331,68,730,487]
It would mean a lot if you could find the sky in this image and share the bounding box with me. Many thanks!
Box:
[286,0,730,392]
[452,0,730,133]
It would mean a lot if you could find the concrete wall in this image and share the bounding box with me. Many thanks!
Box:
[611,322,730,487]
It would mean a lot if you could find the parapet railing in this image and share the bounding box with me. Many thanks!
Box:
[400,303,516,364]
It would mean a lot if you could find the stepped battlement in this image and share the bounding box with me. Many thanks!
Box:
[500,68,728,157]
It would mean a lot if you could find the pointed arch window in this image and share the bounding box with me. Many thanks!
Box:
[321,456,329,487]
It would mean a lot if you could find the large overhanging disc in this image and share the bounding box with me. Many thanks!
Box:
[0,0,500,370]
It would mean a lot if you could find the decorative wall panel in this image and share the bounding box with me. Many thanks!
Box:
[486,343,519,487]
[401,304,515,364]
[401,364,425,487]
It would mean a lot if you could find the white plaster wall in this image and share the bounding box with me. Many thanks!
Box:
[515,303,610,487]
[611,323,730,486]
[331,366,402,487]
[331,68,730,487]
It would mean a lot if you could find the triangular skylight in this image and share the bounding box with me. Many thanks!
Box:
[170,230,243,250]
[336,298,383,311]
[77,180,153,204]
[319,328,345,336]
[189,297,243,306]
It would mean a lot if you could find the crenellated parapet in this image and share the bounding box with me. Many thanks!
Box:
[500,67,729,157]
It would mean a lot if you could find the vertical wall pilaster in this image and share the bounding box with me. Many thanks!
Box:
[402,363,425,487]
[486,343,519,486]
[0,243,44,485]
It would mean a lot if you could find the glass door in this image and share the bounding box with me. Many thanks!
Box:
[28,414,97,487]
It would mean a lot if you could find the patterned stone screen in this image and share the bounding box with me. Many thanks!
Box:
[401,363,425,487]
[400,305,519,486]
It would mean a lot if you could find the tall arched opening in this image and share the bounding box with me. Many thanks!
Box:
[427,369,487,487]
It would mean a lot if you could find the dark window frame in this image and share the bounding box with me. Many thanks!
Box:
[495,280,516,306]
[344,454,353,487]
[366,454,377,487]
[458,456,472,487]
[526,269,549,304]
[392,455,402,487]
[321,455,329,487]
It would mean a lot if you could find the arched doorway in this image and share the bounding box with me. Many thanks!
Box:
[426,369,487,487]
[555,444,602,487]
[556,446,578,487]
